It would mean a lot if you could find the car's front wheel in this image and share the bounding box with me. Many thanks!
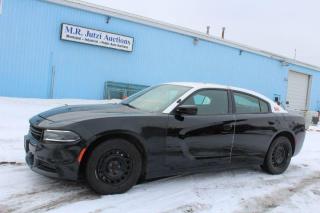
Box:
[262,136,293,174]
[85,138,142,194]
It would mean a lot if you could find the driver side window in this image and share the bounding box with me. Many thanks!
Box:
[183,89,229,115]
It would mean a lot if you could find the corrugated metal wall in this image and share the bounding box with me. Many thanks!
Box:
[0,0,319,110]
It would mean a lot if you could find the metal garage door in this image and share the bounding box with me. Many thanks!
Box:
[286,71,310,116]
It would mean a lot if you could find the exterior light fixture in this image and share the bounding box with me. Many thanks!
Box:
[193,38,199,45]
[106,16,111,24]
[280,60,289,66]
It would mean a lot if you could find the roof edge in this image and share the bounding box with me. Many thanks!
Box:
[46,0,320,72]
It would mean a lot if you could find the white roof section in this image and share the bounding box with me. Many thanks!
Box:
[46,0,320,72]
[166,82,228,89]
[167,81,266,97]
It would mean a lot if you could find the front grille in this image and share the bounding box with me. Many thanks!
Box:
[30,125,44,141]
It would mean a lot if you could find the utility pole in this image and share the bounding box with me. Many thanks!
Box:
[206,26,210,35]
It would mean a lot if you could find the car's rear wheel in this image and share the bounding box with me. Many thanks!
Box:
[262,136,293,174]
[85,138,142,194]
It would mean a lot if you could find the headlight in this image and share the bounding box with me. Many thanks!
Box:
[43,130,80,142]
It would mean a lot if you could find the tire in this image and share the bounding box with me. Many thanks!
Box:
[262,136,293,175]
[85,138,142,194]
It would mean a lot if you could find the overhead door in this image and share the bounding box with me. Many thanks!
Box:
[286,71,310,116]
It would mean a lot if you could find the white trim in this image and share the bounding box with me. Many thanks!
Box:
[45,129,77,133]
[45,0,320,72]
[163,87,198,114]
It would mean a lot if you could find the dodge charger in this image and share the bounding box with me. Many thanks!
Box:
[24,82,305,194]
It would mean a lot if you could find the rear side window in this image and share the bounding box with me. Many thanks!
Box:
[259,100,269,113]
[183,89,229,115]
[233,92,270,113]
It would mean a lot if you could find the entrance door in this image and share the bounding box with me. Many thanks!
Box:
[286,71,310,116]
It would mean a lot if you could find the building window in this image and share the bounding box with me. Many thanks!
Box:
[104,81,149,99]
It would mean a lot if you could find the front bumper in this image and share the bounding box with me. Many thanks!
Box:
[24,133,82,180]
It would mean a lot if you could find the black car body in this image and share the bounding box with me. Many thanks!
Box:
[25,83,305,194]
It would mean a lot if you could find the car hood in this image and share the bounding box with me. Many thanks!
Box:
[37,103,144,124]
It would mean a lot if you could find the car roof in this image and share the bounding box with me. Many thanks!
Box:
[165,82,287,113]
[166,82,227,89]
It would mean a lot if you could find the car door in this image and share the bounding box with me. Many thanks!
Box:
[231,91,278,163]
[166,89,236,169]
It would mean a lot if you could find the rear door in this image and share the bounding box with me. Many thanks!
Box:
[231,91,278,163]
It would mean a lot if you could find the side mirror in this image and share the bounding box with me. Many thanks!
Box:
[175,105,197,115]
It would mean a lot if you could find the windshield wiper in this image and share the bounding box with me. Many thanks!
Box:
[121,102,137,109]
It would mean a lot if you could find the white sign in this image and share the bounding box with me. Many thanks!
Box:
[60,23,134,52]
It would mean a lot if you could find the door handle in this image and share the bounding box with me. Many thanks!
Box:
[223,124,233,131]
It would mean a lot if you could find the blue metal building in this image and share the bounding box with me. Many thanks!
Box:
[0,0,319,114]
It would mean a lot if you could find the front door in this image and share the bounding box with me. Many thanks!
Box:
[166,89,235,169]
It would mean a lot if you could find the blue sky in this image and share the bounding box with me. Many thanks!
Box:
[85,0,320,67]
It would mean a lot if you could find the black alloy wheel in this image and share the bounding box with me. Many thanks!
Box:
[86,138,142,194]
[96,149,133,185]
[272,144,287,167]
[262,136,293,175]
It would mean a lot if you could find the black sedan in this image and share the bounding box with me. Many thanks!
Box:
[24,82,305,194]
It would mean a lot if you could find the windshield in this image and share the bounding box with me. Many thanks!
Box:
[122,84,191,112]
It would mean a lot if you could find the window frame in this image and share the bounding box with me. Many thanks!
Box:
[231,90,271,114]
[171,88,232,116]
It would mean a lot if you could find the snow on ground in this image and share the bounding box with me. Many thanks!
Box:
[308,123,320,132]
[0,97,119,163]
[0,96,320,213]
